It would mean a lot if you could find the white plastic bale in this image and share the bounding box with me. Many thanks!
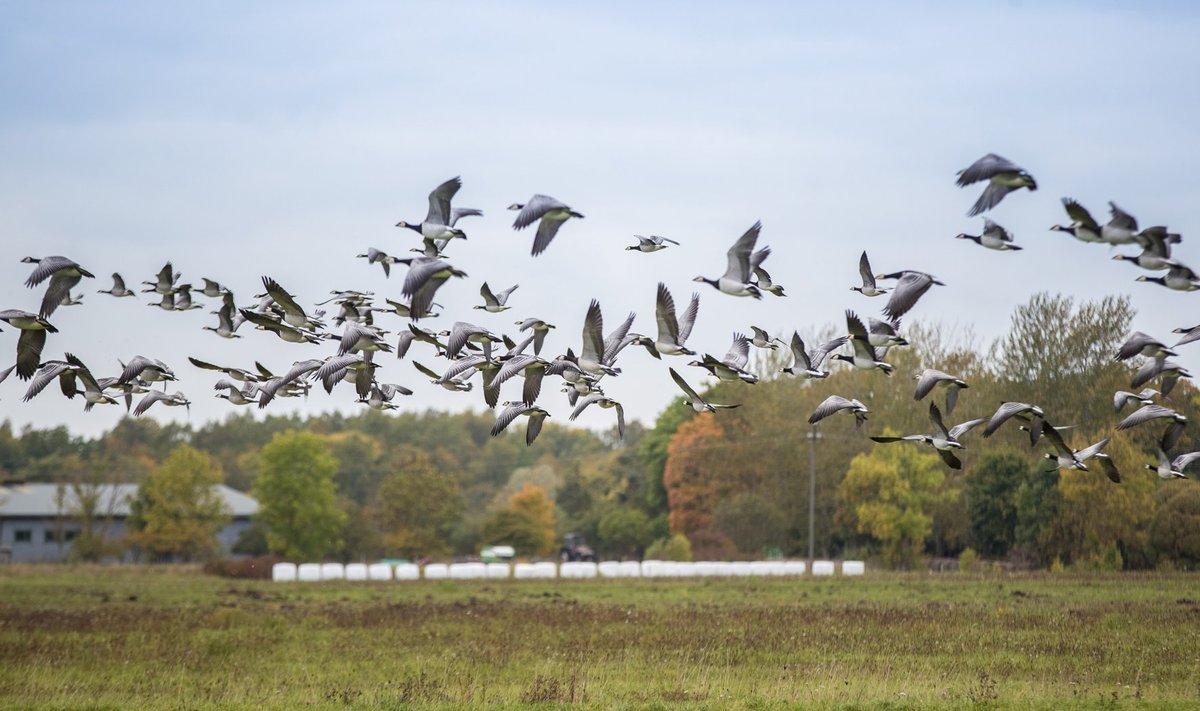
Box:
[271,562,297,582]
[393,563,419,581]
[694,561,718,577]
[712,562,735,576]
[842,560,866,576]
[561,561,598,578]
[344,563,368,581]
[675,561,699,577]
[297,563,321,582]
[730,561,753,576]
[513,563,537,579]
[320,562,345,581]
[532,561,557,578]
[597,561,620,577]
[748,561,774,577]
[782,560,807,576]
[616,561,642,578]
[812,560,836,576]
[423,563,449,580]
[641,560,662,578]
[765,561,788,576]
[485,562,511,579]
[367,563,393,581]
[450,562,486,579]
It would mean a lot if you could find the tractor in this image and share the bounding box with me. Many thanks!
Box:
[558,532,596,562]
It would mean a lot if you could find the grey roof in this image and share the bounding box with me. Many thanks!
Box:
[0,483,257,518]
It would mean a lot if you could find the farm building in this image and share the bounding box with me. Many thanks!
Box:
[0,481,258,563]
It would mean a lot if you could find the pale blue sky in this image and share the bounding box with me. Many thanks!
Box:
[2,2,1199,436]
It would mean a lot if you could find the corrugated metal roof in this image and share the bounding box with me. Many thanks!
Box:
[0,483,258,518]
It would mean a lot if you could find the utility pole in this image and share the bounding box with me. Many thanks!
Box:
[807,428,822,561]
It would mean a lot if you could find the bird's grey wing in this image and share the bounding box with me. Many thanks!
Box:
[655,282,680,344]
[480,282,498,306]
[133,390,164,416]
[983,402,1033,437]
[262,277,306,321]
[400,258,442,297]
[497,284,519,303]
[15,329,48,380]
[938,449,963,470]
[1171,452,1200,473]
[928,402,949,439]
[1108,201,1138,232]
[1040,423,1074,458]
[112,273,128,291]
[442,355,486,382]
[22,361,70,400]
[1061,198,1100,230]
[425,176,461,225]
[570,394,602,421]
[522,366,546,405]
[845,310,869,341]
[723,334,751,370]
[280,359,322,386]
[40,273,81,318]
[531,216,565,256]
[117,355,153,384]
[723,221,761,283]
[810,336,849,369]
[1129,358,1160,389]
[967,183,1016,217]
[24,256,72,287]
[676,293,700,345]
[615,402,625,440]
[490,403,527,437]
[395,330,416,360]
[1115,332,1153,361]
[603,312,636,364]
[313,355,359,384]
[525,411,547,446]
[1161,421,1186,452]
[858,251,875,288]
[947,417,987,441]
[513,194,562,230]
[187,356,227,373]
[1116,404,1172,430]
[1095,456,1120,483]
[789,332,812,370]
[809,395,851,425]
[669,367,701,401]
[882,272,935,321]
[914,369,947,401]
[750,247,771,272]
[449,207,483,227]
[412,360,441,381]
[956,153,1019,186]
[1075,437,1110,461]
[581,300,605,365]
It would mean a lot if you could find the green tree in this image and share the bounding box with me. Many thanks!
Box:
[967,452,1030,558]
[376,446,463,559]
[126,445,230,561]
[837,434,957,568]
[253,430,345,560]
[596,507,654,559]
[1151,481,1200,569]
[645,532,692,561]
[481,483,556,557]
[713,492,787,556]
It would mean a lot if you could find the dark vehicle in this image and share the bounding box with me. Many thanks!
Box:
[559,532,596,562]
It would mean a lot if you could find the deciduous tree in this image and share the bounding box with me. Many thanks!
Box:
[376,446,463,560]
[253,431,345,560]
[126,445,229,561]
[481,483,557,557]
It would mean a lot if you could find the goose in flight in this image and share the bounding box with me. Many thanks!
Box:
[133,389,191,417]
[1147,449,1199,480]
[956,219,1022,251]
[491,402,551,445]
[1131,357,1191,396]
[866,318,908,351]
[396,176,481,241]
[752,263,786,297]
[256,359,323,408]
[261,277,320,329]
[570,394,626,439]
[690,333,758,384]
[632,283,699,359]
[204,304,243,339]
[876,270,944,321]
[669,367,740,413]
[360,382,413,411]
[1171,324,1200,348]
[22,255,95,319]
[577,300,634,376]
[413,360,475,394]
[199,278,226,298]
[214,380,260,407]
[808,395,869,428]
[1113,226,1182,271]
[956,153,1037,216]
[443,322,501,360]
[188,357,261,383]
[1115,332,1175,361]
[0,309,57,380]
[851,251,888,297]
[117,356,176,387]
[1113,388,1158,411]
[1136,264,1200,292]
[142,262,180,295]
[748,326,780,350]
[833,311,893,375]
[914,369,969,416]
[1041,426,1120,483]
[509,194,584,256]
[23,354,117,412]
[516,318,556,356]
[476,283,519,313]
[98,273,135,297]
[1116,403,1188,451]
[781,332,847,379]
[398,257,467,320]
[626,235,679,253]
[870,403,986,469]
[1100,202,1140,245]
[240,309,322,344]
[1051,198,1104,244]
[693,221,765,298]
[357,248,399,277]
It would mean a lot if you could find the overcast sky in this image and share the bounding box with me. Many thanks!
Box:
[2,2,1199,438]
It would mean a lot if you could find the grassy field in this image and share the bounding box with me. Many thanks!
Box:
[0,566,1198,709]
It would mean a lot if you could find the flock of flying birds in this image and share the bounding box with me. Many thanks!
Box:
[3,153,1200,483]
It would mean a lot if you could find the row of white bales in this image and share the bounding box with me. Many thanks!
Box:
[272,559,867,582]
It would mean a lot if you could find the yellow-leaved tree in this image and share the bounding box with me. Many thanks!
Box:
[126,444,230,562]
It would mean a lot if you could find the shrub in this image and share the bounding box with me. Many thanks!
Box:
[958,547,978,573]
[202,555,284,579]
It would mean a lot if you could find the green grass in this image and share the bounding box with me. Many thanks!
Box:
[1,566,1198,709]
